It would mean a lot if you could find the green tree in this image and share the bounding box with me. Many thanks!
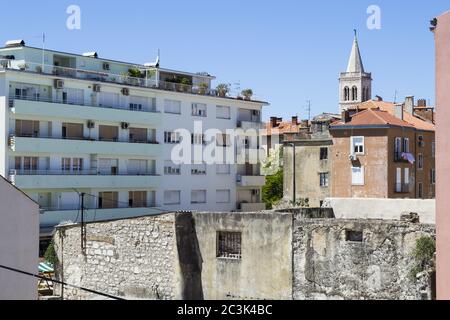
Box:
[262,170,284,210]
[44,240,58,266]
[410,236,436,280]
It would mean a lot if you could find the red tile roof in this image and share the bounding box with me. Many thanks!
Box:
[332,100,435,132]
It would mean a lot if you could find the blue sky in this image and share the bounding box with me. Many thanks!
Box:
[1,0,448,120]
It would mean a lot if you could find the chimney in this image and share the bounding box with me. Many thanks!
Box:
[417,99,427,107]
[270,117,278,128]
[405,96,414,114]
[394,103,404,121]
[375,95,383,102]
[292,116,298,125]
[342,110,351,123]
[301,120,309,127]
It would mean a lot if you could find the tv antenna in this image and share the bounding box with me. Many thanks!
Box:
[303,100,312,121]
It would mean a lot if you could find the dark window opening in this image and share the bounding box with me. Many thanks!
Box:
[217,231,242,260]
[320,147,328,160]
[346,230,364,242]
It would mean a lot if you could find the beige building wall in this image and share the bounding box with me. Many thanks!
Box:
[284,141,332,207]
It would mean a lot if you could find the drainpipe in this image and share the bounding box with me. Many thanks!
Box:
[288,143,296,205]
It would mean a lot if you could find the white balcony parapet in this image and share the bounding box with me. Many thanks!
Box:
[236,175,266,187]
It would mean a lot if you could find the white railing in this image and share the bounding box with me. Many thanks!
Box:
[9,169,158,176]
[5,60,217,97]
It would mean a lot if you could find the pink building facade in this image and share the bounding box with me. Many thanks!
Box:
[435,10,450,300]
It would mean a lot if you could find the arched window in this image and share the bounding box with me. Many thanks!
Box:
[352,86,358,101]
[344,87,350,101]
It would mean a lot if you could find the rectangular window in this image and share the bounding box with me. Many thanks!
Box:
[351,166,364,185]
[127,159,149,175]
[72,158,83,172]
[129,191,147,208]
[404,168,410,185]
[319,173,329,187]
[216,190,231,204]
[164,99,181,114]
[418,135,425,148]
[351,136,365,155]
[216,105,231,119]
[98,92,120,108]
[418,154,424,170]
[216,133,231,147]
[396,168,402,193]
[164,190,181,205]
[61,158,71,172]
[164,131,181,144]
[192,103,207,117]
[430,169,436,185]
[217,232,242,260]
[191,133,205,145]
[62,122,84,139]
[99,125,119,142]
[418,183,424,199]
[346,230,363,242]
[129,96,147,111]
[23,157,38,172]
[191,163,207,175]
[164,161,181,175]
[403,138,410,153]
[129,127,148,143]
[432,142,436,158]
[320,148,328,160]
[98,158,119,175]
[62,88,84,105]
[98,192,118,209]
[217,164,231,175]
[15,120,40,137]
[191,190,207,204]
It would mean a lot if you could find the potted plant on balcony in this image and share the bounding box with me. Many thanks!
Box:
[198,82,209,95]
[241,89,253,101]
[216,83,230,98]
[180,77,191,93]
[127,68,144,85]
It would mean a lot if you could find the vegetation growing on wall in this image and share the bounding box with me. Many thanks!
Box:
[262,170,284,210]
[409,236,436,280]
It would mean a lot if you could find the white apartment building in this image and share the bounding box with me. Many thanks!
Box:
[0,40,268,239]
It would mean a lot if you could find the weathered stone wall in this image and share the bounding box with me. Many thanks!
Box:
[292,217,435,300]
[54,214,180,300]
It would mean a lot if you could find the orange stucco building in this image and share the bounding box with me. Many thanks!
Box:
[330,99,435,199]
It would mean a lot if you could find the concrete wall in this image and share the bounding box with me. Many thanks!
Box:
[0,176,39,300]
[435,10,450,300]
[293,218,435,300]
[326,198,435,224]
[193,212,292,300]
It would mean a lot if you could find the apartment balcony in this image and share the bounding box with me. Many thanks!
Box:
[40,206,163,230]
[2,60,263,102]
[237,202,266,212]
[236,148,264,164]
[237,121,264,132]
[9,135,161,157]
[9,97,162,127]
[394,152,411,163]
[395,184,411,194]
[9,170,161,189]
[236,175,266,187]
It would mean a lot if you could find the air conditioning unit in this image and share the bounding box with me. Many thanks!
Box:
[349,154,357,161]
[54,79,64,89]
[121,88,130,96]
[8,99,14,108]
[102,62,110,71]
[121,122,130,130]
[87,121,95,129]
[93,84,101,92]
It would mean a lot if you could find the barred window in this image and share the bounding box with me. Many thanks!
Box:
[217,232,242,260]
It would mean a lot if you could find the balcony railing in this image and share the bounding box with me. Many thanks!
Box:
[395,183,411,194]
[9,134,159,145]
[9,95,159,114]
[3,60,222,98]
[40,204,158,212]
[9,169,158,177]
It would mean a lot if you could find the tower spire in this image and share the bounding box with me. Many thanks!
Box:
[346,29,365,73]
